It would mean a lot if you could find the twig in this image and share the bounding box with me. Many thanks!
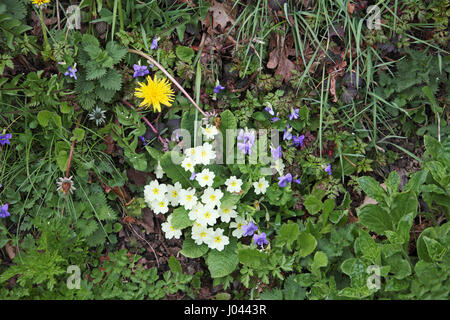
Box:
[128,49,207,117]
[155,217,171,256]
[128,223,160,268]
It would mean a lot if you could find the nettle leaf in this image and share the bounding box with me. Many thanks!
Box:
[96,86,116,102]
[206,238,238,278]
[357,204,393,235]
[171,207,193,230]
[296,232,317,257]
[78,92,96,110]
[81,33,100,48]
[105,41,127,64]
[180,236,209,258]
[86,61,107,80]
[99,68,122,91]
[238,247,268,268]
[260,289,283,300]
[357,176,387,205]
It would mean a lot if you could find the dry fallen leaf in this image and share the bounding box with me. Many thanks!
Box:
[209,0,235,31]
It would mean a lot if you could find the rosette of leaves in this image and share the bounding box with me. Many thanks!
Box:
[75,34,127,110]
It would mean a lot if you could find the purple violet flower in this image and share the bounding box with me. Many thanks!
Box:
[294,178,301,184]
[325,164,332,175]
[0,133,12,146]
[242,222,258,237]
[64,66,77,80]
[264,106,275,116]
[253,233,268,247]
[278,173,292,187]
[289,108,300,120]
[271,116,280,122]
[283,124,293,141]
[133,64,149,78]
[0,204,10,219]
[237,129,256,155]
[151,37,159,50]
[190,172,197,181]
[214,84,225,94]
[271,145,282,160]
[139,136,146,146]
[292,134,305,148]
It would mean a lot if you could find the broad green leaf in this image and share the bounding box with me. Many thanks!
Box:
[311,251,328,276]
[357,204,393,234]
[403,170,427,193]
[180,237,209,258]
[422,236,447,262]
[175,45,195,63]
[71,128,85,142]
[357,231,380,265]
[297,232,317,257]
[303,194,323,215]
[357,176,387,205]
[168,256,182,274]
[159,151,193,188]
[171,207,193,230]
[37,110,53,127]
[390,191,418,226]
[277,222,299,250]
[238,247,268,268]
[384,253,411,280]
[385,170,400,196]
[206,238,238,278]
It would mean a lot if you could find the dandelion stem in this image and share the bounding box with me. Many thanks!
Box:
[39,9,50,52]
[66,115,82,178]
[128,49,207,117]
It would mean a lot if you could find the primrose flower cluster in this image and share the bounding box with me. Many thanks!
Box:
[143,123,270,251]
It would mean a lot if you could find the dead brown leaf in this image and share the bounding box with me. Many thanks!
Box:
[5,242,16,260]
[209,0,235,31]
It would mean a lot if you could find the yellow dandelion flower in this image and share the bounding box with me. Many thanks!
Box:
[134,75,175,112]
[31,0,51,7]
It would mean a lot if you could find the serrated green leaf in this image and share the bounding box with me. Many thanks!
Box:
[99,68,122,91]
